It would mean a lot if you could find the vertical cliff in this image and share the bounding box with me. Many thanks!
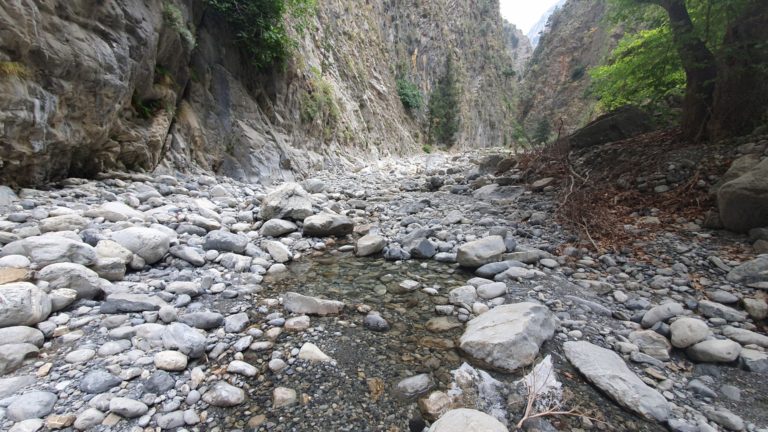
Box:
[0,0,517,187]
[502,21,532,77]
[518,0,619,138]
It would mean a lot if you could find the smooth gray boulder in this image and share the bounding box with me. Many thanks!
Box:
[428,408,508,432]
[564,341,669,422]
[85,201,145,222]
[260,183,314,221]
[0,375,36,398]
[101,293,167,313]
[718,158,768,232]
[0,343,38,375]
[259,219,298,237]
[727,255,768,287]
[110,227,170,264]
[162,322,207,358]
[0,235,96,266]
[459,302,557,372]
[202,381,245,407]
[355,234,386,257]
[203,230,248,253]
[303,213,354,237]
[0,282,52,327]
[670,318,710,348]
[284,292,344,316]
[457,236,505,267]
[686,339,742,363]
[641,302,683,328]
[0,326,45,347]
[6,391,57,421]
[37,262,105,299]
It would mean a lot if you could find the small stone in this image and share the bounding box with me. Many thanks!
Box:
[298,342,332,362]
[154,351,188,371]
[202,381,245,407]
[227,360,257,377]
[273,387,297,408]
[108,397,148,418]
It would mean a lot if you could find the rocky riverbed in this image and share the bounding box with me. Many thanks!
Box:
[0,151,766,432]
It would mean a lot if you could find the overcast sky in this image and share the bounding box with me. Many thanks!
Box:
[499,0,563,34]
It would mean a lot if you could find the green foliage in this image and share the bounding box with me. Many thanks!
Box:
[422,144,433,154]
[396,78,423,111]
[590,27,685,113]
[0,61,29,79]
[570,65,586,81]
[532,119,551,145]
[428,57,461,146]
[300,68,340,141]
[204,0,316,70]
[132,94,163,120]
[162,2,196,48]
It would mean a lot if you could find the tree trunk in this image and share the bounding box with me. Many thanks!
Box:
[639,0,718,141]
[709,1,768,139]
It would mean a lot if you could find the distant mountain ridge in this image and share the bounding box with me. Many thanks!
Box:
[527,0,567,48]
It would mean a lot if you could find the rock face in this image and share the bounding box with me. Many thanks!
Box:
[0,282,52,327]
[564,341,669,422]
[302,213,354,237]
[0,0,517,187]
[459,302,557,372]
[457,236,506,267]
[428,408,508,432]
[718,158,768,232]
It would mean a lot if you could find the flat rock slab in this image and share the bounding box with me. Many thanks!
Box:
[564,341,669,422]
[459,302,557,372]
[284,292,344,316]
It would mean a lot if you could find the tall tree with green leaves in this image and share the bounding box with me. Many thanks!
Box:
[428,56,461,146]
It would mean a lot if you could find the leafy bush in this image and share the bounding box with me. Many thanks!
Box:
[300,69,340,141]
[428,57,461,146]
[532,119,551,145]
[422,144,433,154]
[204,0,316,70]
[396,78,422,111]
[163,2,196,48]
[0,61,29,79]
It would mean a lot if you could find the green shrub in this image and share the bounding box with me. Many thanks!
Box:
[0,61,29,79]
[428,56,461,146]
[163,2,196,48]
[300,69,340,141]
[422,144,433,154]
[532,119,551,145]
[204,0,316,70]
[396,78,423,111]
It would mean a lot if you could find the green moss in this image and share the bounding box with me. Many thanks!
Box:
[0,62,29,79]
[163,2,196,48]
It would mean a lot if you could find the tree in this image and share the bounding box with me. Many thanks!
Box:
[428,56,461,146]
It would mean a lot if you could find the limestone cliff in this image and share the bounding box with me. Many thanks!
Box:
[502,21,532,78]
[0,0,517,187]
[519,0,619,137]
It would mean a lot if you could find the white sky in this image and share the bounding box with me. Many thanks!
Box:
[499,0,563,34]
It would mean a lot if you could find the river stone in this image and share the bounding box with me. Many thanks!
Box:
[262,240,291,263]
[457,236,505,267]
[670,318,710,348]
[475,260,524,278]
[284,292,344,316]
[95,240,133,263]
[628,330,671,361]
[74,408,105,430]
[722,326,768,348]
[109,397,148,418]
[0,267,28,284]
[0,343,39,375]
[162,322,207,358]
[203,230,248,253]
[39,214,88,233]
[727,255,768,286]
[739,348,768,372]
[101,293,167,313]
[37,263,104,299]
[169,245,205,266]
[718,158,768,232]
[110,227,170,264]
[224,312,250,333]
[298,342,332,362]
[698,300,747,322]
[80,370,122,393]
[363,312,390,332]
[7,391,57,421]
[459,302,557,372]
[85,202,145,222]
[0,326,44,347]
[154,351,188,371]
[0,235,96,266]
[476,282,507,299]
[0,282,52,327]
[0,186,18,206]
[49,288,78,312]
[260,183,314,221]
[202,381,245,407]
[686,339,742,363]
[355,234,386,257]
[259,219,298,237]
[0,375,36,398]
[303,213,354,237]
[228,360,258,377]
[394,374,434,400]
[179,311,224,330]
[273,387,297,408]
[564,341,669,422]
[428,408,508,432]
[641,302,683,328]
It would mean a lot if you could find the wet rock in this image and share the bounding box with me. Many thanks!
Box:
[457,236,505,267]
[394,374,434,400]
[109,397,148,418]
[0,282,51,327]
[475,260,524,278]
[202,381,245,407]
[564,341,669,422]
[355,234,386,256]
[110,227,170,264]
[459,302,557,372]
[284,292,344,316]
[427,408,508,432]
[260,183,314,221]
[303,212,354,237]
[670,318,710,348]
[686,339,742,363]
[7,391,57,421]
[363,312,390,332]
